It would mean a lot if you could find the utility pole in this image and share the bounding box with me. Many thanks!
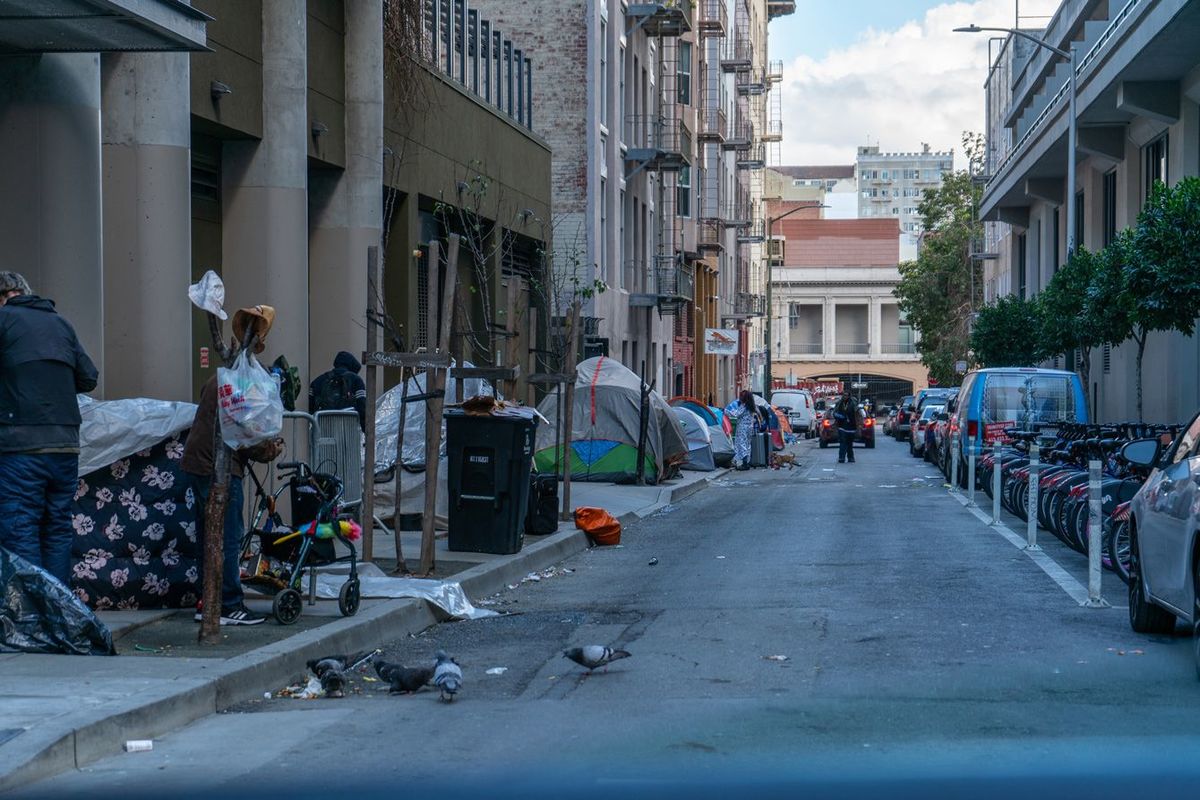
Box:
[764,202,829,403]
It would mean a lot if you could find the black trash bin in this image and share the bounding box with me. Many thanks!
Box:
[445,408,537,554]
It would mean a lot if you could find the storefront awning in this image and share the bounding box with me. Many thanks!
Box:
[0,0,208,54]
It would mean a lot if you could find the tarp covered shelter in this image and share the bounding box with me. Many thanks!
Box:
[534,356,686,484]
[670,396,732,467]
[672,407,716,471]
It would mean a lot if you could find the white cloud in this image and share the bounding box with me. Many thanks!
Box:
[776,0,1060,168]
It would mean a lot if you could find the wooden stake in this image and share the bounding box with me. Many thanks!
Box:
[362,246,379,563]
[560,301,580,521]
[391,365,411,575]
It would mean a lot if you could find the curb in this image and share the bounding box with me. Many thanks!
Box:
[0,471,726,793]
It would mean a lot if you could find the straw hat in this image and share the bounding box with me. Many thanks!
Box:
[231,305,276,353]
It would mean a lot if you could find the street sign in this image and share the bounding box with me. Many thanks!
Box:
[850,382,868,389]
[955,360,968,374]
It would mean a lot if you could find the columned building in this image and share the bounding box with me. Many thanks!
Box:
[978,0,1200,422]
[767,217,926,406]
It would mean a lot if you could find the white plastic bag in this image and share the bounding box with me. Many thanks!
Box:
[217,351,283,448]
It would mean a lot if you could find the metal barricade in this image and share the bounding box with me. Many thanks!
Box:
[313,410,364,514]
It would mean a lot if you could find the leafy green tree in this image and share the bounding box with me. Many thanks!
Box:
[894,133,985,387]
[970,294,1046,367]
[1113,178,1200,420]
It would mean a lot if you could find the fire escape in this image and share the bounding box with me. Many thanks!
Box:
[722,0,762,322]
[696,0,728,256]
[626,2,693,316]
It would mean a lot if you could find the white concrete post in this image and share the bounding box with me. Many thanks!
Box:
[950,432,960,494]
[1026,441,1041,551]
[1085,459,1108,607]
[992,443,1002,525]
[967,436,976,507]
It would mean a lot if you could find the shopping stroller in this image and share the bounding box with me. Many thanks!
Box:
[241,461,361,624]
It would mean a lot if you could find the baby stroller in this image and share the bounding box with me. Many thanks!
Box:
[241,461,361,625]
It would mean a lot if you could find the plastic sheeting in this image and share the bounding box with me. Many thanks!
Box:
[1,547,116,655]
[313,562,496,620]
[77,395,197,478]
[371,460,449,528]
[373,362,493,472]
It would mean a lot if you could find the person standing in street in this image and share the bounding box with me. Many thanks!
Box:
[726,389,758,470]
[0,272,99,587]
[833,394,860,464]
[308,350,367,431]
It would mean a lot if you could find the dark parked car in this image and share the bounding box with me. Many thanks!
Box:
[893,395,915,440]
[910,403,944,459]
[818,406,876,449]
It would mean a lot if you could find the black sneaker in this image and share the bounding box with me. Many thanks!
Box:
[220,605,266,626]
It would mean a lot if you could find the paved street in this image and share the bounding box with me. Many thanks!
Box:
[17,437,1200,796]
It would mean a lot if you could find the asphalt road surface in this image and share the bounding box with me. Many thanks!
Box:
[19,436,1200,798]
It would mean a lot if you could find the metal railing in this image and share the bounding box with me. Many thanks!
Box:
[697,218,723,251]
[733,292,765,317]
[762,119,783,142]
[698,107,727,142]
[625,114,692,169]
[788,342,822,355]
[736,69,767,96]
[720,37,753,71]
[881,342,917,354]
[766,60,783,82]
[834,342,870,355]
[627,0,692,36]
[655,257,694,301]
[698,0,728,35]
[737,219,765,244]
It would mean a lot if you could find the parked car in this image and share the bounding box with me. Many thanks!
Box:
[928,391,961,468]
[883,406,899,436]
[911,403,944,459]
[949,367,1089,486]
[893,395,915,440]
[818,406,876,449]
[771,389,817,439]
[1122,410,1200,679]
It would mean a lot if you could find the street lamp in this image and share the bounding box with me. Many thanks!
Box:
[954,24,1078,257]
[764,202,830,401]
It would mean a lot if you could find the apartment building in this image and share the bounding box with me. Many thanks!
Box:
[475,0,790,404]
[768,164,858,217]
[0,1,551,403]
[766,216,926,405]
[856,144,953,259]
[978,0,1200,422]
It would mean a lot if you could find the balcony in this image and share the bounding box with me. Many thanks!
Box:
[625,114,692,172]
[731,292,765,319]
[767,0,797,19]
[627,1,691,37]
[788,342,823,355]
[698,218,724,253]
[627,257,693,314]
[766,60,783,82]
[721,117,753,151]
[720,38,752,72]
[698,107,727,143]
[881,342,917,355]
[835,342,870,355]
[736,69,767,96]
[736,143,765,170]
[737,219,765,244]
[722,201,751,228]
[697,0,727,37]
[762,119,782,143]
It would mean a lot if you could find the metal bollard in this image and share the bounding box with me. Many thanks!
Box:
[1026,441,1040,550]
[1085,459,1108,607]
[992,443,1002,525]
[967,438,977,507]
[950,432,959,494]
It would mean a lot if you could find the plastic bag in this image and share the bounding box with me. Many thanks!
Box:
[218,350,283,449]
[575,506,621,546]
[0,547,116,655]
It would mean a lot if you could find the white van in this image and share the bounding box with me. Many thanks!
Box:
[770,389,817,439]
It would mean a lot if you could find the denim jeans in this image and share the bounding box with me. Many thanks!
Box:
[186,472,246,611]
[838,430,856,462]
[0,452,78,587]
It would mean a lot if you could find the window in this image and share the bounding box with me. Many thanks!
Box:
[619,45,626,140]
[678,41,692,105]
[1017,232,1027,300]
[600,177,607,283]
[1053,206,1061,272]
[619,189,627,288]
[600,19,608,126]
[882,170,889,180]
[481,21,491,102]
[677,166,692,217]
[1143,134,1167,199]
[1102,169,1117,247]
[1074,190,1084,250]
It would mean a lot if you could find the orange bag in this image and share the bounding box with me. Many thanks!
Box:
[574,506,622,546]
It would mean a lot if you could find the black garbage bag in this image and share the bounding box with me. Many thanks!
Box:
[0,547,116,655]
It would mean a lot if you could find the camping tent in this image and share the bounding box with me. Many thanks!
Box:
[672,406,716,471]
[534,356,687,484]
[670,396,732,467]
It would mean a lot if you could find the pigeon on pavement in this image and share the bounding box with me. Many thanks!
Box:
[374,658,434,694]
[306,651,377,699]
[563,645,631,672]
[433,650,463,702]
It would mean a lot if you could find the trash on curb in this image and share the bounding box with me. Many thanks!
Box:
[124,740,153,753]
[486,667,508,675]
[763,655,789,662]
[576,506,622,546]
[648,558,659,566]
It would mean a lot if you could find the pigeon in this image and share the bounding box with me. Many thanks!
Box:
[306,651,376,699]
[563,645,631,673]
[432,650,463,702]
[374,657,435,694]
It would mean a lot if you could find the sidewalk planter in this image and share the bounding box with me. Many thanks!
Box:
[444,409,536,555]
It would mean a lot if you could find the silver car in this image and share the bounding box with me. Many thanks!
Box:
[1124,411,1200,679]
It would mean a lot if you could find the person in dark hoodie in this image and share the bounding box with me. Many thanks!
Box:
[0,271,99,586]
[309,351,368,431]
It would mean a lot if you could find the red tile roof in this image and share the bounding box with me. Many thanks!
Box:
[775,218,900,267]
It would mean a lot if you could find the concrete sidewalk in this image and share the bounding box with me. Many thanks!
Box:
[0,467,729,792]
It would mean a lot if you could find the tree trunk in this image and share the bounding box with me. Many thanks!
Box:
[1135,328,1147,422]
[1078,348,1091,420]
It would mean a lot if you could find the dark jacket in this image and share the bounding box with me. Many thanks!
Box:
[308,351,367,431]
[0,295,99,453]
[833,400,861,433]
[181,374,244,478]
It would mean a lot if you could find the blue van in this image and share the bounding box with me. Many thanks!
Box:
[953,367,1089,462]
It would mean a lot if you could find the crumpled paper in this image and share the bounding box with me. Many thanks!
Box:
[188,269,227,320]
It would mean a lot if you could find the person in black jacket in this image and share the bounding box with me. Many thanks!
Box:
[308,351,367,432]
[0,272,99,586]
[833,394,861,464]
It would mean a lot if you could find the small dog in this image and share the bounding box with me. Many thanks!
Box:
[771,452,797,470]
